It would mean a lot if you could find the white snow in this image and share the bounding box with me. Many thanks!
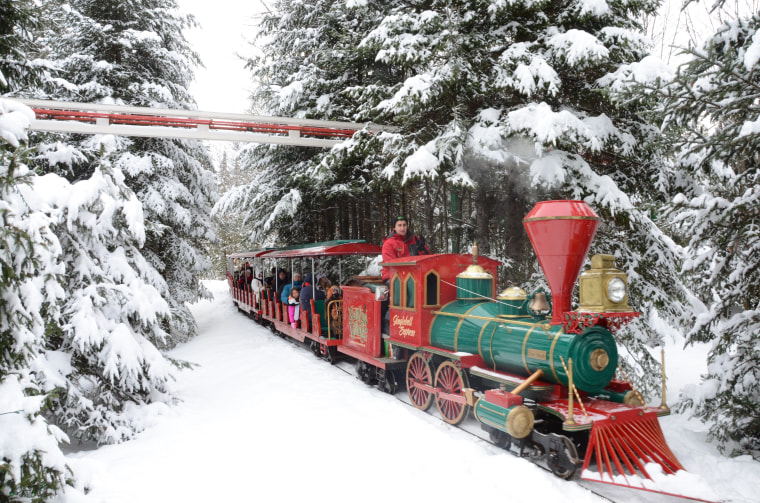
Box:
[745,30,760,70]
[60,281,760,503]
[0,99,35,147]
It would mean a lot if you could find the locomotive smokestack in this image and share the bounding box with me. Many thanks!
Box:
[523,201,599,325]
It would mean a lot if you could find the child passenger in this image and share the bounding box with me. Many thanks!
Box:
[287,286,301,329]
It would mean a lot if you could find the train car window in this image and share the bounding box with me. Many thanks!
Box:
[424,270,440,307]
[405,276,416,309]
[391,275,402,307]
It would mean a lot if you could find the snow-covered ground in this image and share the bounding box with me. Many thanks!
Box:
[64,281,760,503]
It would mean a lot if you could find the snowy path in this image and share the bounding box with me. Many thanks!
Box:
[65,281,760,503]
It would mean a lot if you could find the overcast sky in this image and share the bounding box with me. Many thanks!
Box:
[178,0,270,114]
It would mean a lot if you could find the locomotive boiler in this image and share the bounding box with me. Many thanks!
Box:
[428,200,628,395]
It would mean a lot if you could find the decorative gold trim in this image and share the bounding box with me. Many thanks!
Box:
[431,310,551,330]
[454,302,483,352]
[457,264,491,279]
[506,406,534,438]
[549,330,562,383]
[521,326,537,374]
[487,323,498,365]
[497,286,528,300]
[404,275,416,309]
[390,273,402,308]
[477,321,490,361]
[479,402,507,418]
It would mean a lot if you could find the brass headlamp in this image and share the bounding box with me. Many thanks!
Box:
[578,254,632,312]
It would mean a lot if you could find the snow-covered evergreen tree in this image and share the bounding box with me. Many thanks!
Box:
[0,0,43,94]
[5,0,218,444]
[29,148,179,444]
[0,99,72,502]
[36,0,218,349]
[660,13,760,458]
[218,0,401,247]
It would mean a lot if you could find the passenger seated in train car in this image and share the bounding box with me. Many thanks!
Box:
[326,284,342,302]
[275,268,289,300]
[252,270,264,305]
[281,272,302,304]
[301,273,327,325]
[316,274,330,296]
[263,267,275,296]
[238,266,253,291]
[326,285,342,337]
[287,286,301,329]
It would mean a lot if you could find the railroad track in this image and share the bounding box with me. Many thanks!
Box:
[262,322,688,503]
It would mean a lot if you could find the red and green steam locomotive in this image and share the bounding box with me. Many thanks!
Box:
[228,200,686,496]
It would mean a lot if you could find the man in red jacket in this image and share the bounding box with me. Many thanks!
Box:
[381,216,430,281]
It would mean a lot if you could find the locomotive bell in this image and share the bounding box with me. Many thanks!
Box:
[523,201,600,325]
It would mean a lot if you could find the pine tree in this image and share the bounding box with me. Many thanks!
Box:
[35,156,178,444]
[217,0,402,247]
[16,0,217,443]
[37,0,218,348]
[660,13,760,458]
[0,0,43,93]
[231,0,693,394]
[0,99,71,502]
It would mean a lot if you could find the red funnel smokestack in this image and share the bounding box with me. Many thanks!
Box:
[523,201,599,325]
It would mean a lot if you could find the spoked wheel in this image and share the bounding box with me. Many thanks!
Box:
[434,361,469,425]
[546,435,580,480]
[406,352,434,411]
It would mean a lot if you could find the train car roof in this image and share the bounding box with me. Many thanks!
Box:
[260,240,382,259]
[227,249,274,259]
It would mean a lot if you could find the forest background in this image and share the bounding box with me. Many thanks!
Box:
[1,0,760,500]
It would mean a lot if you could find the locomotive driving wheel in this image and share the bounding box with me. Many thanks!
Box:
[434,361,470,425]
[406,352,434,411]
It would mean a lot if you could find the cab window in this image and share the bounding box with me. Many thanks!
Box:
[405,276,416,309]
[424,271,440,307]
[391,275,402,307]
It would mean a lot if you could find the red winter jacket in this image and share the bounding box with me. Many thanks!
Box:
[381,231,430,280]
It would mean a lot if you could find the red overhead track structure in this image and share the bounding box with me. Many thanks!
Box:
[16,99,396,148]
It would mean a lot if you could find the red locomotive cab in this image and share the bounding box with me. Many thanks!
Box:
[382,253,500,349]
